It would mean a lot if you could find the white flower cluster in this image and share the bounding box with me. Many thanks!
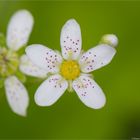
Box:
[0,10,118,117]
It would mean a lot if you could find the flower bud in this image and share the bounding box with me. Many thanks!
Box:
[100,34,118,48]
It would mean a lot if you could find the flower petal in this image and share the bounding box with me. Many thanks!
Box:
[73,75,106,109]
[4,76,29,116]
[60,19,82,60]
[6,10,34,51]
[26,44,63,73]
[79,44,116,73]
[35,74,68,106]
[19,54,48,78]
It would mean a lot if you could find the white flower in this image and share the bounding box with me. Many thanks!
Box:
[26,19,118,109]
[0,10,47,116]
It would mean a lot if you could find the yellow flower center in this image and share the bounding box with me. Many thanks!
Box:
[0,48,19,77]
[60,60,80,80]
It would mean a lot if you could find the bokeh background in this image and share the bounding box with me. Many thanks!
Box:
[0,0,140,139]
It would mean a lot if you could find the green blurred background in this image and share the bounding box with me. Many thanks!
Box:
[0,0,140,139]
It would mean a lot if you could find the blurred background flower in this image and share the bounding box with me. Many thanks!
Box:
[0,9,34,117]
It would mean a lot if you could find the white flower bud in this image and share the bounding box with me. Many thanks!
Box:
[100,34,118,48]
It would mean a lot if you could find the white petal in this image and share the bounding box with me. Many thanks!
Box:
[60,19,82,60]
[26,44,63,73]
[73,75,106,109]
[35,74,68,106]
[19,54,48,78]
[7,10,34,51]
[4,76,29,116]
[79,44,116,73]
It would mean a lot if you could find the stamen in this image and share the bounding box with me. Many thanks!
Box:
[60,60,80,80]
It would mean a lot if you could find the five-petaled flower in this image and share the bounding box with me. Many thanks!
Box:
[0,10,47,116]
[26,19,118,109]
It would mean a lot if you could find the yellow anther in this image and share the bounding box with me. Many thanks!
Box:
[60,60,80,80]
